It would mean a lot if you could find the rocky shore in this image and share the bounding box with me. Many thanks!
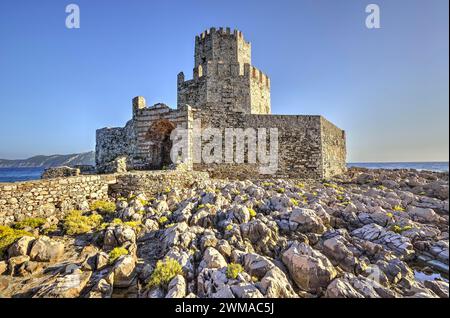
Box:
[0,168,448,298]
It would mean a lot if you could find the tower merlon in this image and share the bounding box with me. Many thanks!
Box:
[132,96,146,116]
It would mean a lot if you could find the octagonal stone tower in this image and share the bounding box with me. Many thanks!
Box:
[177,27,271,114]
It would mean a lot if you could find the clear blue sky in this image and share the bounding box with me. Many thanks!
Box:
[0,0,448,162]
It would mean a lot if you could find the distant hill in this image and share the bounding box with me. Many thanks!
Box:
[0,151,95,168]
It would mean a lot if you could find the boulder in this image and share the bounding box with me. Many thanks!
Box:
[199,247,227,271]
[29,236,64,262]
[351,223,414,258]
[289,208,326,234]
[240,219,279,256]
[166,275,186,298]
[34,269,92,298]
[424,280,449,298]
[104,225,136,249]
[113,255,136,288]
[407,206,440,223]
[259,266,298,298]
[8,236,35,258]
[281,242,337,293]
[243,253,276,278]
[228,205,251,224]
[197,268,229,298]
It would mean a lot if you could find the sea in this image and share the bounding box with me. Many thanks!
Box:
[0,162,448,183]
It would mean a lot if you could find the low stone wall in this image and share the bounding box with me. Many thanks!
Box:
[0,175,117,225]
[0,171,209,225]
[109,170,210,199]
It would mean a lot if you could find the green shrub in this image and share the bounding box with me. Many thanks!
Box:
[124,221,142,231]
[147,258,183,289]
[139,199,149,207]
[43,224,58,235]
[90,200,116,213]
[225,224,233,231]
[393,205,405,212]
[158,216,169,226]
[63,210,103,235]
[226,263,244,279]
[108,247,129,265]
[0,225,33,257]
[112,218,123,225]
[13,218,46,230]
[248,208,257,218]
[390,225,413,234]
[290,198,299,206]
[276,188,286,194]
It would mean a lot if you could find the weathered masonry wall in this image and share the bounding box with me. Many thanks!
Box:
[192,105,326,179]
[191,104,346,179]
[0,175,117,225]
[108,171,209,199]
[0,171,209,225]
[131,102,191,170]
[320,117,347,178]
[96,97,192,172]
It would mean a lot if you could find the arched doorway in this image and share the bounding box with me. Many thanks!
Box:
[145,119,176,169]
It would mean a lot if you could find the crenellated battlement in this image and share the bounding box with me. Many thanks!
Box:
[195,27,246,42]
[178,27,270,114]
[244,64,271,88]
[194,26,251,69]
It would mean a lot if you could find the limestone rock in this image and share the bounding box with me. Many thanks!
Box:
[407,206,440,223]
[34,269,92,298]
[289,208,326,234]
[243,253,276,278]
[166,275,186,298]
[8,236,35,258]
[259,266,298,298]
[29,236,64,262]
[231,284,264,298]
[199,247,227,271]
[113,255,136,288]
[281,242,337,293]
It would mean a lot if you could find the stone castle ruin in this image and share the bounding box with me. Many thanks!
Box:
[96,27,347,179]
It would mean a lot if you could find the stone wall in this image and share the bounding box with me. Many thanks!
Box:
[0,171,209,225]
[96,98,192,172]
[108,171,210,199]
[0,175,117,225]
[320,117,347,178]
[192,104,346,179]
